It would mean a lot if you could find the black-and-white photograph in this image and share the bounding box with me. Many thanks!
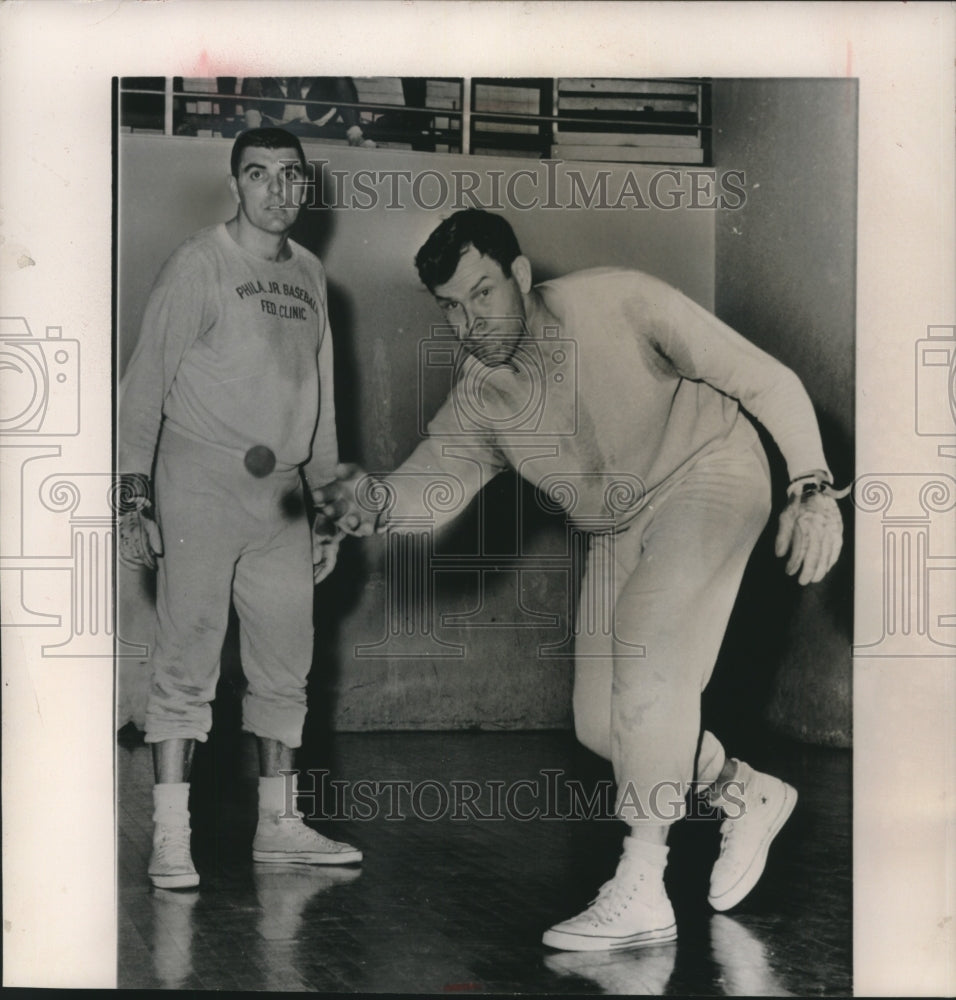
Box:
[2,3,954,996]
[114,74,855,993]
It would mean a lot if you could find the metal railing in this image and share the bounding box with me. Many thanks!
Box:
[118,78,711,165]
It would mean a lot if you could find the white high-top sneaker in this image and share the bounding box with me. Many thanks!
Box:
[252,775,363,866]
[148,782,199,890]
[708,759,797,912]
[543,838,677,951]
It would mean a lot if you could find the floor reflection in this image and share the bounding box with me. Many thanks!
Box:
[149,887,200,989]
[253,863,362,942]
[252,863,363,991]
[119,729,851,994]
[544,942,678,995]
[710,914,794,997]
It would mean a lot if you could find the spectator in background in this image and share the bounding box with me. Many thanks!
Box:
[239,77,375,146]
[372,78,437,152]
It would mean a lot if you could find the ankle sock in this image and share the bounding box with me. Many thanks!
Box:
[258,774,298,817]
[623,833,670,866]
[152,782,190,826]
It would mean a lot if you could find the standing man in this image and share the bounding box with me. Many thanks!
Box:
[321,209,844,950]
[118,127,360,890]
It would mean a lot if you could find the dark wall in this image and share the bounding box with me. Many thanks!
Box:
[117,135,717,731]
[709,79,857,747]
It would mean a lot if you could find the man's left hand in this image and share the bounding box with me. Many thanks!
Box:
[774,487,843,585]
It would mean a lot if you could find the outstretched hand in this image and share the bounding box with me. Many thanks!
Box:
[312,463,382,537]
[774,486,843,585]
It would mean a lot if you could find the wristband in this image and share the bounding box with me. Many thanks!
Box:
[114,473,152,514]
[786,475,852,501]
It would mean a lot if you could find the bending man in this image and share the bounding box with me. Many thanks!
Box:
[323,209,843,950]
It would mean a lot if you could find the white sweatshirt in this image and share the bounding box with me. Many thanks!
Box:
[120,223,338,488]
[384,267,831,530]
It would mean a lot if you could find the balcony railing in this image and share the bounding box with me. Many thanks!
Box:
[118,77,711,166]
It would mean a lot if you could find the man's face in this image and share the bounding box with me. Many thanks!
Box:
[432,245,531,366]
[229,146,306,236]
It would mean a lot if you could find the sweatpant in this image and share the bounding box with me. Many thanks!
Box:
[143,428,315,749]
[572,423,772,824]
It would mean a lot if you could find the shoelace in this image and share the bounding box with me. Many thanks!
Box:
[717,780,770,857]
[717,818,734,856]
[586,879,631,923]
[153,826,191,864]
[270,817,345,850]
[717,798,765,861]
[584,867,651,923]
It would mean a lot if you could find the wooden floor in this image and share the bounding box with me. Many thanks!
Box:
[117,724,851,994]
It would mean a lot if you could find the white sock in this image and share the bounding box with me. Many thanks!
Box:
[152,782,190,826]
[623,832,670,866]
[258,774,298,817]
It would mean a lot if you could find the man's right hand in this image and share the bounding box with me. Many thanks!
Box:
[774,478,843,585]
[312,463,383,537]
[115,473,163,569]
[118,508,164,570]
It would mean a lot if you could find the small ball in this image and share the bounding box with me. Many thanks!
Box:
[244,445,276,478]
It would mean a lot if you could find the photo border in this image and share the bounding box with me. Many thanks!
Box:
[1,2,953,993]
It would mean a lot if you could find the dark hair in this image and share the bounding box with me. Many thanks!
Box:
[230,127,306,177]
[415,209,522,291]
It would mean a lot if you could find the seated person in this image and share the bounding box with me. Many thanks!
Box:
[240,77,374,146]
[367,77,436,151]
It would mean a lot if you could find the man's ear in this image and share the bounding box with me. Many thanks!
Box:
[228,173,239,202]
[511,254,533,294]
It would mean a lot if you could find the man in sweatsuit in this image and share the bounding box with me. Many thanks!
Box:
[321,209,843,950]
[118,127,360,889]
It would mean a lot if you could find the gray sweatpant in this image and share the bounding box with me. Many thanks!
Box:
[572,422,772,824]
[144,427,314,748]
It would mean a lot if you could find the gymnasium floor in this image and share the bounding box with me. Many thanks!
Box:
[117,722,851,994]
